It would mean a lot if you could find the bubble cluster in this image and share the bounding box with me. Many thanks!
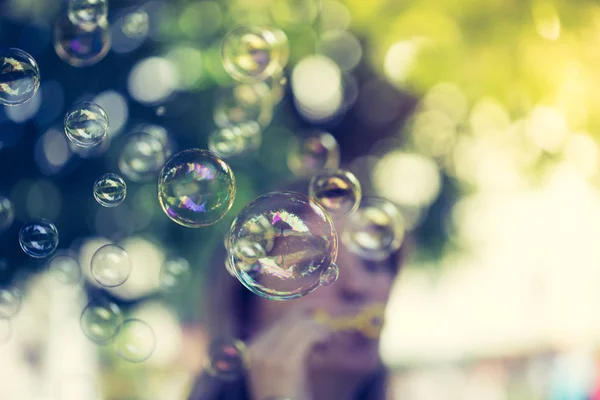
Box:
[80,298,123,345]
[90,244,131,287]
[19,219,59,258]
[288,132,340,177]
[206,339,248,381]
[0,196,14,233]
[93,173,127,207]
[319,262,339,286]
[114,319,156,363]
[342,197,404,261]
[64,102,109,147]
[309,169,362,216]
[54,14,111,67]
[208,122,262,159]
[158,149,236,227]
[0,48,40,106]
[159,257,192,292]
[222,26,289,83]
[227,191,338,300]
[0,286,21,318]
[68,0,108,29]
[122,10,149,38]
[48,254,82,285]
[119,132,167,182]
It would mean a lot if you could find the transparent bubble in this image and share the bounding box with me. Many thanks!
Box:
[222,26,289,83]
[93,173,127,207]
[119,132,167,182]
[0,196,14,233]
[214,84,273,129]
[158,149,236,227]
[80,298,123,345]
[206,339,248,381]
[64,102,109,147]
[270,0,321,27]
[68,0,108,29]
[122,10,149,38]
[342,197,404,261]
[288,131,340,177]
[0,48,40,106]
[0,286,21,318]
[90,244,131,287]
[48,254,82,285]
[208,122,262,159]
[0,318,11,346]
[54,14,111,67]
[19,219,59,258]
[159,256,192,292]
[319,262,339,286]
[227,191,338,300]
[309,169,361,216]
[114,319,156,363]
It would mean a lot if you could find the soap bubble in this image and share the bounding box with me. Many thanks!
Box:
[54,14,111,67]
[206,339,248,380]
[319,262,339,286]
[227,191,338,300]
[288,131,340,177]
[19,219,59,258]
[119,132,167,182]
[68,0,108,29]
[114,319,156,363]
[0,286,21,318]
[158,149,236,227]
[90,244,131,287]
[64,102,109,147]
[208,122,262,159]
[222,26,289,83]
[342,197,404,261]
[214,84,273,128]
[309,169,361,216]
[0,196,14,233]
[80,298,123,345]
[122,10,149,38]
[159,256,192,292]
[93,173,127,207]
[48,254,82,285]
[0,318,11,345]
[0,48,40,106]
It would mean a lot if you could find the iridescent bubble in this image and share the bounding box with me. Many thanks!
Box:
[158,149,236,228]
[287,131,340,177]
[0,286,21,318]
[0,48,40,106]
[0,318,11,346]
[68,0,108,29]
[48,254,82,285]
[208,122,261,159]
[0,196,14,233]
[319,262,339,286]
[19,219,59,258]
[214,84,272,128]
[118,132,167,182]
[54,14,111,67]
[64,102,109,147]
[114,319,156,363]
[222,26,289,83]
[80,298,123,345]
[227,191,338,300]
[309,169,361,216]
[93,173,127,207]
[270,0,321,27]
[159,256,192,292]
[90,244,131,287]
[342,197,404,261]
[122,10,149,38]
[206,339,248,381]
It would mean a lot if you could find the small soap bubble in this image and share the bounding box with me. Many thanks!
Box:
[222,26,289,83]
[159,257,192,292]
[288,131,340,177]
[0,318,11,346]
[54,14,111,67]
[68,0,108,29]
[0,196,14,233]
[209,122,262,159]
[158,149,236,227]
[64,102,109,147]
[90,244,131,287]
[0,48,40,106]
[48,254,82,285]
[0,286,21,318]
[114,319,156,363]
[122,10,149,38]
[80,298,123,345]
[309,169,361,216]
[227,191,338,300]
[19,219,59,258]
[319,262,339,286]
[118,132,167,182]
[93,173,127,207]
[342,197,404,261]
[214,84,272,128]
[206,339,248,380]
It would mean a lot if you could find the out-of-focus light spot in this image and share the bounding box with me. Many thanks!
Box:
[317,30,362,71]
[373,151,441,208]
[34,128,73,176]
[526,106,569,152]
[319,0,351,32]
[384,38,427,86]
[469,98,510,136]
[270,0,320,27]
[93,90,128,138]
[128,57,178,105]
[111,12,147,54]
[34,80,65,127]
[532,0,561,40]
[563,133,598,179]
[422,82,468,123]
[5,87,42,123]
[94,204,136,242]
[26,180,62,220]
[292,55,342,122]
[132,184,158,230]
[412,110,457,158]
[357,80,404,126]
[165,46,204,90]
[179,1,222,39]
